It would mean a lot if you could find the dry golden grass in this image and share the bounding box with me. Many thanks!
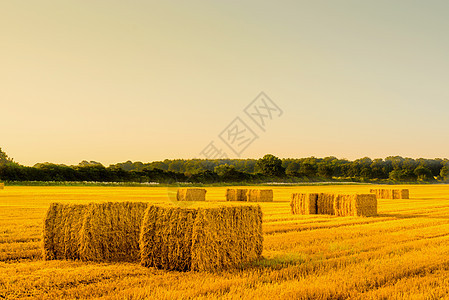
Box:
[2,185,449,299]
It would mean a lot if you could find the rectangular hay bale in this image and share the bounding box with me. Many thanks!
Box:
[0,183,4,190]
[290,193,317,215]
[247,189,273,202]
[226,188,248,201]
[334,194,377,217]
[43,202,148,262]
[370,189,409,199]
[316,193,335,215]
[177,188,207,201]
[140,204,263,271]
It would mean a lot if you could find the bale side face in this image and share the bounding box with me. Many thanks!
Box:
[353,194,377,216]
[226,189,248,201]
[247,189,273,202]
[317,193,335,215]
[370,189,409,199]
[290,193,317,215]
[79,202,148,262]
[140,205,197,271]
[334,194,355,217]
[191,205,263,272]
[0,183,4,189]
[42,203,87,260]
[177,188,207,201]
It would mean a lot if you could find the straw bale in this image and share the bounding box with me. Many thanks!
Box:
[226,189,248,201]
[79,202,148,262]
[247,189,273,202]
[177,188,207,201]
[0,183,4,190]
[140,204,263,271]
[316,193,335,215]
[290,193,317,215]
[42,203,87,260]
[370,189,409,199]
[191,205,263,271]
[334,194,377,217]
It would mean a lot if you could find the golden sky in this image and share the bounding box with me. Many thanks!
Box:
[1,1,449,166]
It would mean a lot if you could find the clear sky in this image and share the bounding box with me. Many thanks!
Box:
[1,1,449,166]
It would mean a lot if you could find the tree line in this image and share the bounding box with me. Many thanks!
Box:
[1,148,448,183]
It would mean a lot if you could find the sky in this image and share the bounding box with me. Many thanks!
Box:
[1,1,449,166]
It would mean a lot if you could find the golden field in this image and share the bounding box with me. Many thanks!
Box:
[1,185,449,299]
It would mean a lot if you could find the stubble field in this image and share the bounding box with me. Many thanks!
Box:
[1,185,449,299]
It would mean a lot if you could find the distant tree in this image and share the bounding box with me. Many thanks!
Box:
[255,154,285,177]
[414,166,434,181]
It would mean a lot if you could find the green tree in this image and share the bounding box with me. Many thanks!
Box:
[255,154,285,177]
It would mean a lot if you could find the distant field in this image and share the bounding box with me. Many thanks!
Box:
[1,185,449,299]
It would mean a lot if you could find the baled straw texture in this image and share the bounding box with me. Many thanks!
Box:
[226,189,248,201]
[140,204,263,271]
[191,205,263,272]
[370,189,409,199]
[79,202,148,262]
[290,193,318,215]
[334,194,377,217]
[42,203,87,260]
[140,205,197,271]
[177,188,207,201]
[247,189,274,202]
[43,202,148,262]
[316,193,335,215]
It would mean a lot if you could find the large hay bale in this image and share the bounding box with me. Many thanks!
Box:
[79,202,148,262]
[247,189,273,202]
[290,193,318,215]
[42,203,87,260]
[226,188,248,201]
[334,194,377,217]
[177,188,207,201]
[316,193,335,215]
[0,183,4,190]
[43,202,148,262]
[140,205,197,271]
[140,204,263,271]
[370,189,409,199]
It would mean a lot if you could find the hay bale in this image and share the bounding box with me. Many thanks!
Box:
[42,203,87,260]
[43,202,148,262]
[0,183,4,190]
[334,194,377,217]
[79,202,148,262]
[290,193,317,215]
[247,189,273,202]
[316,193,335,215]
[370,189,409,199]
[226,188,248,201]
[140,205,197,271]
[177,188,207,201]
[140,204,263,271]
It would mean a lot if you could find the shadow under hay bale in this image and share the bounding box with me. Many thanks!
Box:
[370,189,409,199]
[290,193,317,215]
[177,188,207,201]
[43,202,148,262]
[226,188,248,201]
[140,204,263,272]
[247,189,273,202]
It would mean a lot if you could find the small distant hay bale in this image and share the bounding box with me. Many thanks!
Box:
[0,183,4,189]
[177,188,207,201]
[334,194,377,217]
[370,189,409,199]
[246,189,273,202]
[290,193,318,215]
[42,203,87,260]
[140,204,263,271]
[226,188,248,201]
[79,202,148,262]
[43,202,148,262]
[316,193,335,215]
